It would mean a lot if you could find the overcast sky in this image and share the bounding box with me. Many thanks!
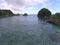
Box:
[0,0,60,14]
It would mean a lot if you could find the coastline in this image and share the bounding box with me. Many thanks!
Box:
[47,18,60,26]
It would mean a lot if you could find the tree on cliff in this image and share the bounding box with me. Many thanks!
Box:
[38,8,51,19]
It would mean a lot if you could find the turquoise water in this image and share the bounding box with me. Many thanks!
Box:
[0,15,60,45]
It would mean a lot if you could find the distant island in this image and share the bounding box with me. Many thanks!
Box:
[0,9,14,17]
[38,8,60,26]
[23,13,28,16]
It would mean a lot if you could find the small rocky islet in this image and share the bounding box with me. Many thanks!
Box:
[23,13,28,16]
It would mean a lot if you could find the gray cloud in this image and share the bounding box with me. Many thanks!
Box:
[4,0,49,7]
[0,0,50,14]
[4,0,25,7]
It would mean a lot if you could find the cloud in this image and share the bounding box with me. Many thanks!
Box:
[0,0,51,14]
[4,0,48,6]
[0,0,9,9]
[27,7,34,10]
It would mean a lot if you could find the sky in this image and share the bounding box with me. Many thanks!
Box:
[0,0,60,14]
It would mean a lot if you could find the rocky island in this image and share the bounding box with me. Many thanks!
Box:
[37,8,51,19]
[23,13,28,16]
[37,8,60,26]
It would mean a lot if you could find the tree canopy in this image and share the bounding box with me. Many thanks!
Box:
[0,9,14,16]
[38,8,51,19]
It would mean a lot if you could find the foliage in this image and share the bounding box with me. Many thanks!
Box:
[0,9,14,16]
[38,8,51,19]
[52,13,60,21]
[47,13,60,25]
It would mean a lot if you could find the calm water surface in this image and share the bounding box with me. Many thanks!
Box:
[0,15,60,45]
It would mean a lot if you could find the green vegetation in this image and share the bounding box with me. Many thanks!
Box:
[48,13,60,25]
[52,13,60,21]
[38,8,51,19]
[0,9,14,16]
[37,8,60,25]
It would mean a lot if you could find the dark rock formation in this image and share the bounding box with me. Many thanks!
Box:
[47,19,60,25]
[23,13,28,16]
